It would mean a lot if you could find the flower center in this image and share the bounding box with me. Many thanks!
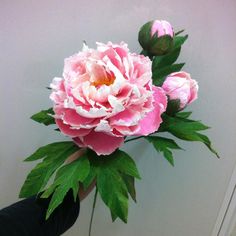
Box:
[92,73,115,87]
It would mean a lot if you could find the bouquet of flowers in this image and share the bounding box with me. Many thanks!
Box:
[19,19,219,234]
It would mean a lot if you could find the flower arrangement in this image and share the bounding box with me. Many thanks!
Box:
[19,19,219,235]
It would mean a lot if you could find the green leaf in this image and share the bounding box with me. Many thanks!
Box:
[88,149,141,180]
[194,133,220,158]
[19,142,79,198]
[31,108,55,126]
[45,155,90,219]
[121,174,136,202]
[82,165,97,190]
[152,63,185,86]
[84,149,141,223]
[108,150,141,179]
[160,114,209,132]
[159,114,219,158]
[152,47,181,69]
[173,35,188,50]
[24,142,77,162]
[146,136,182,166]
[97,168,128,223]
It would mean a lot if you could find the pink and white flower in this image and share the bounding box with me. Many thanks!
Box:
[50,42,167,155]
[162,71,198,109]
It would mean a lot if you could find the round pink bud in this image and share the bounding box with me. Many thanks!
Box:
[162,71,198,109]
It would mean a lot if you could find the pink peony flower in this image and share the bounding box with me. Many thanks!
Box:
[162,71,198,109]
[50,42,167,155]
[151,20,174,38]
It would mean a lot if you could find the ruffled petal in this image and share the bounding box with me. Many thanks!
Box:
[56,119,91,137]
[135,86,167,135]
[79,131,124,155]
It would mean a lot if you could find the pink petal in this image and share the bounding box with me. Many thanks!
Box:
[135,86,167,135]
[73,137,86,147]
[56,119,91,137]
[63,109,95,126]
[79,131,124,155]
[109,109,139,126]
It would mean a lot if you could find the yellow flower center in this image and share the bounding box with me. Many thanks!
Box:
[92,73,115,86]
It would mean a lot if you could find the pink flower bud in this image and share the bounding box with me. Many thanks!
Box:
[162,71,198,110]
[138,20,174,55]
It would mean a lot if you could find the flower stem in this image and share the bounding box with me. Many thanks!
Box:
[124,136,144,143]
[89,186,98,236]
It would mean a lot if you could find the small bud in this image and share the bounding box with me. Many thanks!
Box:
[162,71,198,111]
[138,20,174,56]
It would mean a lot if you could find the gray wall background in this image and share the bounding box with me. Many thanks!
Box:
[0,1,236,235]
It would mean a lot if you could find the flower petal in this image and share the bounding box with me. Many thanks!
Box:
[56,119,91,137]
[80,131,124,155]
[135,86,167,135]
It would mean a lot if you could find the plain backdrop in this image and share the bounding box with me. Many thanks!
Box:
[0,1,236,236]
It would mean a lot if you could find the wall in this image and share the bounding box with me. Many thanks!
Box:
[0,1,236,235]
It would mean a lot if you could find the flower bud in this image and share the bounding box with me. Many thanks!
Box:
[138,20,174,55]
[162,71,198,111]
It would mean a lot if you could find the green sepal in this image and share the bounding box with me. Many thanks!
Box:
[146,136,182,166]
[173,35,188,50]
[175,111,192,119]
[165,99,181,116]
[152,47,181,70]
[175,29,185,36]
[149,35,174,56]
[138,21,153,50]
[30,108,55,126]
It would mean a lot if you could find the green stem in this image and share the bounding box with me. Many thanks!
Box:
[124,136,145,143]
[89,186,98,236]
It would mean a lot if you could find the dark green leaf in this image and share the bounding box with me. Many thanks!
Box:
[31,108,55,126]
[108,150,141,179]
[146,136,182,166]
[88,149,141,180]
[152,63,185,86]
[159,114,219,158]
[84,149,141,222]
[195,133,220,158]
[45,155,90,219]
[97,168,128,223]
[19,142,79,198]
[160,114,209,132]
[121,174,136,202]
[82,165,97,190]
[24,142,77,162]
